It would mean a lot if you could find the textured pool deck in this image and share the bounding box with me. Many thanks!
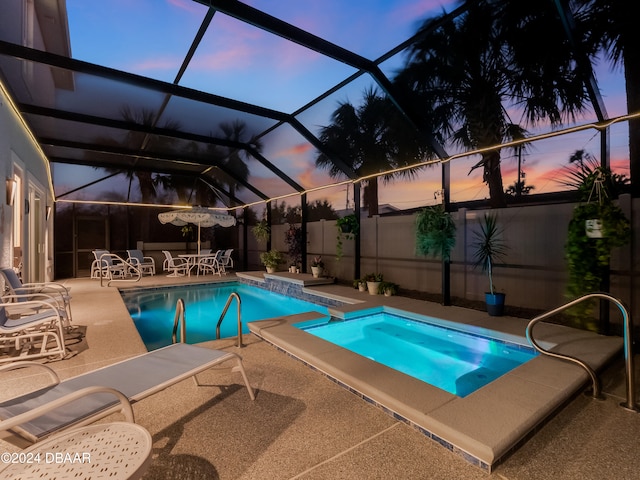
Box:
[1,272,639,479]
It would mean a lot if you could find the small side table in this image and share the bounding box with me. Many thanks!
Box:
[0,422,152,480]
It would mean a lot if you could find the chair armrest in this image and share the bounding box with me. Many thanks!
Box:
[0,386,135,433]
[0,361,60,384]
[21,282,70,296]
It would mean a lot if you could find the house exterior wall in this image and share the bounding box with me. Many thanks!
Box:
[0,0,56,281]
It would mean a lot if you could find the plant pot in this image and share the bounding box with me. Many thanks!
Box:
[367,281,381,295]
[358,283,367,292]
[266,266,276,273]
[485,292,506,316]
[384,290,393,297]
[311,266,323,278]
[289,266,296,273]
[585,219,604,238]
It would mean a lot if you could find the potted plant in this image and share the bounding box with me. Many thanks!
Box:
[380,281,399,297]
[472,214,508,316]
[252,219,270,244]
[311,256,325,278]
[260,249,284,273]
[364,272,384,295]
[353,278,367,292]
[336,214,359,261]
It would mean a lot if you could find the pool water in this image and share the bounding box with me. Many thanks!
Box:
[121,282,330,350]
[297,311,537,397]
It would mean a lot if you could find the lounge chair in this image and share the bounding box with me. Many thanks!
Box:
[0,343,255,443]
[0,268,73,328]
[0,299,66,363]
[162,251,189,277]
[126,249,156,276]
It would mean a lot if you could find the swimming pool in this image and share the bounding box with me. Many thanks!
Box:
[296,310,537,397]
[121,282,330,350]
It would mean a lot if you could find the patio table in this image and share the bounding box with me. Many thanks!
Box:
[0,422,152,480]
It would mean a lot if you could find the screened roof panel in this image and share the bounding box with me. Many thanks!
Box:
[66,0,209,83]
[160,94,278,139]
[0,0,632,211]
[180,13,359,112]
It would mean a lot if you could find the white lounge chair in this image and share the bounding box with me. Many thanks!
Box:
[162,251,189,277]
[126,249,156,276]
[0,343,255,443]
[0,299,66,364]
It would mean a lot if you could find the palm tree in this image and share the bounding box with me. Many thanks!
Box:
[576,0,639,195]
[316,87,428,216]
[397,0,593,208]
[217,119,260,209]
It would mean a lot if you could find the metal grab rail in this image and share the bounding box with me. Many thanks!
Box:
[215,293,243,348]
[98,253,141,287]
[171,298,187,344]
[526,292,638,412]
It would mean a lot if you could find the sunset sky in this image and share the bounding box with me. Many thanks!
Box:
[56,0,630,212]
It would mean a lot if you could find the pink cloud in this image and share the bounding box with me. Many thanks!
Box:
[166,0,203,15]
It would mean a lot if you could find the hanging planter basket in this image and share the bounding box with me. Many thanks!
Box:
[585,219,604,238]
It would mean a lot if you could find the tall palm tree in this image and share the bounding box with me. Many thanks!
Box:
[316,87,428,216]
[215,119,260,211]
[397,0,592,208]
[576,0,639,195]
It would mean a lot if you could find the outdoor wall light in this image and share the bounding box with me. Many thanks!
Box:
[6,177,17,205]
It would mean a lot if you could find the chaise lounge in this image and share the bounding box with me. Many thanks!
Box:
[0,343,255,443]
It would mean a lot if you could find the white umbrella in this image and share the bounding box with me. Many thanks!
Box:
[158,207,236,254]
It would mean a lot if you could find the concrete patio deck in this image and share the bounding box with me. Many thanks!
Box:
[1,273,639,479]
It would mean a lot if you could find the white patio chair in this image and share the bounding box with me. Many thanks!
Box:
[126,249,156,276]
[219,248,234,271]
[197,250,221,276]
[162,251,189,277]
[91,250,128,280]
[0,299,66,363]
[0,268,73,328]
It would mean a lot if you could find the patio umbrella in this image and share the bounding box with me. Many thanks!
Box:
[158,207,236,254]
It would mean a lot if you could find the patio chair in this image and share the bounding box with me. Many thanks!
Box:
[197,250,222,276]
[91,250,128,280]
[126,249,156,276]
[162,251,189,277]
[0,343,255,444]
[219,248,234,271]
[0,268,73,328]
[0,299,66,364]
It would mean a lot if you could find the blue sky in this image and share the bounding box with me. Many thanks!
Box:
[59,0,629,210]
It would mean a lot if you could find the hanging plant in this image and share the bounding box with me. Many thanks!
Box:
[335,214,359,261]
[415,205,456,261]
[564,166,631,328]
[252,219,270,244]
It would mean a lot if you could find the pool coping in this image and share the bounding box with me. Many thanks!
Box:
[248,291,623,472]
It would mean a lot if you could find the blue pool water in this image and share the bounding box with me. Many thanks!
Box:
[296,311,537,397]
[121,282,330,350]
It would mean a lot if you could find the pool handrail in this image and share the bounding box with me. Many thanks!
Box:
[526,292,638,412]
[172,298,187,344]
[216,292,243,348]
